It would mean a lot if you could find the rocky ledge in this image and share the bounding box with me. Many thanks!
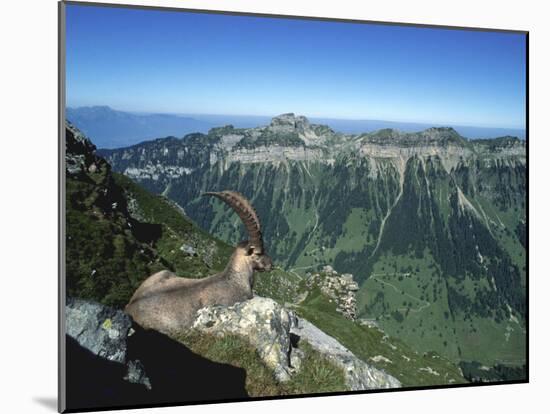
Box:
[65,295,399,405]
[192,297,294,382]
[192,296,400,390]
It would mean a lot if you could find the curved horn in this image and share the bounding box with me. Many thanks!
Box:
[202,191,263,252]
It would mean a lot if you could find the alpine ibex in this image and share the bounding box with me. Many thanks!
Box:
[125,191,272,335]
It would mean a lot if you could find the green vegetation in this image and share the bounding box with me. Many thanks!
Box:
[357,251,525,366]
[364,127,467,147]
[114,174,233,276]
[253,267,302,304]
[471,136,523,151]
[176,332,347,397]
[66,151,302,308]
[293,284,466,387]
[459,360,527,383]
[66,168,165,307]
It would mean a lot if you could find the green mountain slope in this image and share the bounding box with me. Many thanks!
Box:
[289,268,466,387]
[66,122,232,307]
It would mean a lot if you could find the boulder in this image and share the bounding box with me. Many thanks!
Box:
[180,243,197,256]
[65,297,132,364]
[192,296,293,381]
[191,296,401,390]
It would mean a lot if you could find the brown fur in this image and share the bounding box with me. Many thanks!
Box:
[125,242,272,335]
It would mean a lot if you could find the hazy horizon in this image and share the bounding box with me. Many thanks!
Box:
[66,104,525,133]
[71,104,525,132]
[66,105,526,149]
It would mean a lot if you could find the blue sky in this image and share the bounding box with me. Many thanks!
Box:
[66,4,527,129]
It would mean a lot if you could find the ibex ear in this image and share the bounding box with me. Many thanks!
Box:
[246,245,256,256]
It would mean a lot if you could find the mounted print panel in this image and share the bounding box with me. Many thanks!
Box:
[59,1,528,412]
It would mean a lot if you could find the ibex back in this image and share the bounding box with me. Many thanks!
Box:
[125,191,272,335]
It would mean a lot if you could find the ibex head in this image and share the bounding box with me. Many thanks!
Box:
[203,191,273,272]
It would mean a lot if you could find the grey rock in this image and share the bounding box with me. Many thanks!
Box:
[65,121,100,176]
[65,298,153,391]
[192,296,293,382]
[66,154,85,175]
[290,318,401,390]
[225,146,325,165]
[124,359,152,390]
[180,244,197,256]
[191,296,400,390]
[289,347,305,372]
[358,318,380,329]
[270,113,310,132]
[66,297,132,363]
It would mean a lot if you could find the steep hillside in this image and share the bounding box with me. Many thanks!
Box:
[65,121,232,307]
[99,113,526,371]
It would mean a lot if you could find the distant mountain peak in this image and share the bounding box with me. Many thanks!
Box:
[270,113,310,131]
[423,126,461,136]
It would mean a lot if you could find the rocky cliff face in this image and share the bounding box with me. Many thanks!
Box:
[97,114,526,369]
